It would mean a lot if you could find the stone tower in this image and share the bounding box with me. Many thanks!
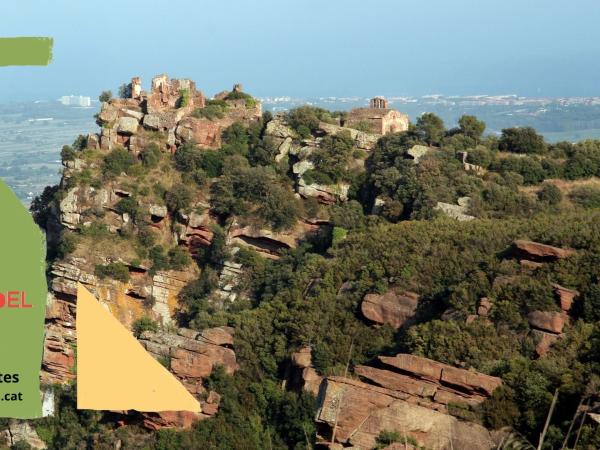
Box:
[370,96,388,109]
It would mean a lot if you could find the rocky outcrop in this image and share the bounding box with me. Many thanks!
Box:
[407,144,431,164]
[227,221,321,259]
[434,197,474,221]
[298,179,350,205]
[361,290,419,329]
[316,352,502,450]
[41,256,199,384]
[1,421,47,449]
[527,310,566,334]
[95,75,260,152]
[137,327,236,429]
[140,327,236,397]
[318,121,379,151]
[288,347,322,396]
[513,240,575,262]
[552,283,578,312]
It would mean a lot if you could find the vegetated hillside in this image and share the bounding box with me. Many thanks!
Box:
[9,75,600,450]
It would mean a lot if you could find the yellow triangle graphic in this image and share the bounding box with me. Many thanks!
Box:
[76,283,201,412]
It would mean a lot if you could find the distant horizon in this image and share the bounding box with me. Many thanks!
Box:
[10,91,600,105]
[2,0,600,101]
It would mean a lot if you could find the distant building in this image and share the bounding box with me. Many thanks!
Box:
[59,95,91,107]
[344,96,409,135]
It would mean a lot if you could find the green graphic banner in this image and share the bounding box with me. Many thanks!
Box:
[0,180,46,418]
[0,37,53,67]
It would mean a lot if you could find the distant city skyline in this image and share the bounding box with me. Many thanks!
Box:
[1,0,600,101]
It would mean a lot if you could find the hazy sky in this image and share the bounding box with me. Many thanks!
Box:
[1,0,600,101]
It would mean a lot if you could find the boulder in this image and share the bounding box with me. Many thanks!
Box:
[175,117,228,148]
[318,121,379,151]
[149,204,168,219]
[140,328,237,380]
[297,179,350,204]
[527,310,566,334]
[98,102,118,123]
[552,283,578,312]
[434,200,474,221]
[361,290,419,329]
[377,354,502,396]
[143,109,187,130]
[315,376,497,450]
[477,297,492,316]
[407,145,431,164]
[513,240,575,261]
[199,326,234,347]
[116,117,139,135]
[293,160,314,176]
[1,421,47,449]
[265,116,296,139]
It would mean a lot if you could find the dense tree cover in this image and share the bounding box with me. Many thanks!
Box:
[28,106,600,449]
[285,106,339,138]
[499,127,547,154]
[211,157,301,230]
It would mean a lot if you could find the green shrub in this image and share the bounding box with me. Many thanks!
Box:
[192,100,228,120]
[57,232,78,259]
[168,246,191,270]
[133,317,159,338]
[150,246,169,272]
[165,184,193,213]
[80,221,110,237]
[95,262,130,282]
[103,147,137,177]
[569,185,600,208]
[499,127,547,154]
[115,196,141,221]
[286,106,333,138]
[140,143,161,168]
[60,145,76,161]
[331,226,348,246]
[179,88,190,107]
[98,90,112,102]
[72,135,88,151]
[537,183,562,205]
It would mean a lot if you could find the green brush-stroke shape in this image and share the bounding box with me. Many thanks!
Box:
[0,180,46,418]
[0,37,53,67]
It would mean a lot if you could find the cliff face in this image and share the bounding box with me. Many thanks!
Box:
[40,75,356,431]
[39,75,268,426]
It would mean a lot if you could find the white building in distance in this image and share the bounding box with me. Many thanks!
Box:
[59,95,91,107]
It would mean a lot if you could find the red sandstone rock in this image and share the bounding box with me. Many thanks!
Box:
[361,290,419,329]
[355,365,438,398]
[440,366,502,396]
[175,117,226,148]
[531,329,561,357]
[477,297,492,316]
[513,240,575,261]
[301,367,323,396]
[199,326,234,347]
[292,346,313,368]
[316,376,497,449]
[142,411,202,430]
[527,310,566,334]
[520,259,544,269]
[378,354,444,382]
[552,283,579,312]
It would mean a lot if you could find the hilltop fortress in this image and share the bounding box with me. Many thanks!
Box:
[92,75,262,152]
[88,75,408,156]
